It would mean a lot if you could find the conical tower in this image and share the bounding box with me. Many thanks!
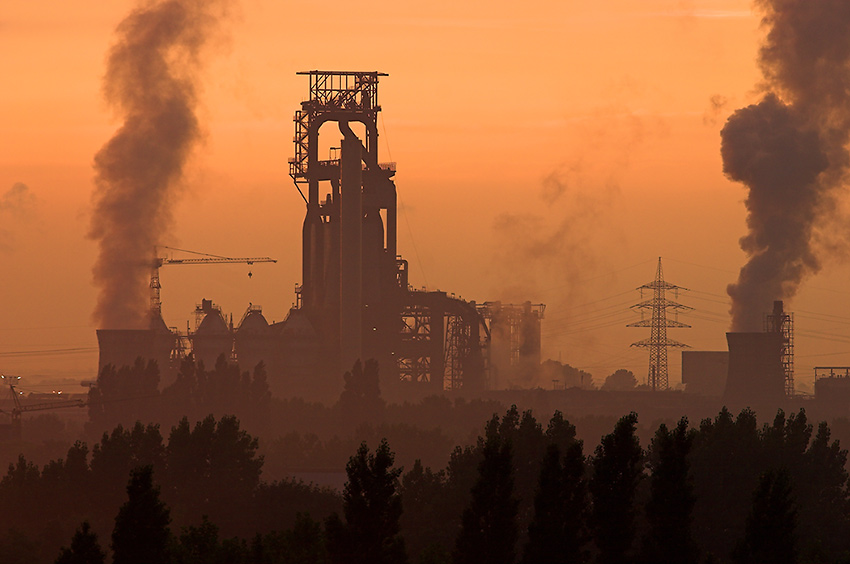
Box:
[627,257,691,390]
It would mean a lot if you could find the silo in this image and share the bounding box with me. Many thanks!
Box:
[234,306,271,375]
[276,309,320,400]
[191,300,233,370]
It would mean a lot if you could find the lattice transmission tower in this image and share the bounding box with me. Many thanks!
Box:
[627,257,691,391]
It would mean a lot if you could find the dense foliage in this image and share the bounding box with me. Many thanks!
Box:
[2,357,850,564]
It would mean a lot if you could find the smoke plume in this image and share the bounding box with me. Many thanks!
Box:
[90,0,231,329]
[0,182,37,251]
[722,0,850,331]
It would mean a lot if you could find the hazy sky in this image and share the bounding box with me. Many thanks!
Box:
[2,0,850,393]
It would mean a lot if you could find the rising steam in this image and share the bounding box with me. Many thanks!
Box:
[90,0,231,329]
[722,0,850,331]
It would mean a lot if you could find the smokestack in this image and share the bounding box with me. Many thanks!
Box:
[339,123,363,372]
[721,0,850,331]
[89,0,231,329]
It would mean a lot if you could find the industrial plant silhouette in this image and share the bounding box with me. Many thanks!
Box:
[88,70,850,421]
[97,71,545,403]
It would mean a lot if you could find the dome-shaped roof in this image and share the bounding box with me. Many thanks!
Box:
[279,309,316,339]
[238,308,269,334]
[196,311,230,335]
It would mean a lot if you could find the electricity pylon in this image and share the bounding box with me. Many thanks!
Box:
[627,257,691,391]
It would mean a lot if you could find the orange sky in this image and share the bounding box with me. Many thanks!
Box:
[2,0,850,394]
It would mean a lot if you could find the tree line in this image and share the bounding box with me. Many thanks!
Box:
[2,402,849,563]
[0,415,340,563]
[398,406,849,564]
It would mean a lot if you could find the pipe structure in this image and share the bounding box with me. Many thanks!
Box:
[339,121,363,372]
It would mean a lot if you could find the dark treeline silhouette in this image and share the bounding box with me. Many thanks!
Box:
[5,356,850,563]
[2,404,850,563]
[89,355,273,434]
[396,405,850,564]
[0,415,340,563]
[2,356,719,482]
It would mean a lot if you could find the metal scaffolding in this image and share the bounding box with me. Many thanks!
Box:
[765,300,795,397]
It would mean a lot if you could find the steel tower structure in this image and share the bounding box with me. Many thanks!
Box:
[765,300,795,397]
[628,257,691,391]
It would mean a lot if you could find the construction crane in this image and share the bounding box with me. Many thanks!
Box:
[0,375,86,441]
[150,246,277,317]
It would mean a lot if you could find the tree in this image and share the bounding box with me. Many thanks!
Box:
[55,521,105,564]
[589,412,643,564]
[90,422,166,526]
[641,418,698,564]
[538,361,593,389]
[111,466,172,564]
[258,513,329,564]
[798,421,850,559]
[173,516,222,564]
[401,460,450,562]
[326,439,406,564]
[601,369,637,391]
[453,416,518,564]
[337,359,385,424]
[690,407,761,560]
[522,440,588,564]
[164,415,262,537]
[87,359,161,430]
[733,468,797,564]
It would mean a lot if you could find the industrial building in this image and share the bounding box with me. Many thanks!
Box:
[97,71,544,400]
[681,351,728,397]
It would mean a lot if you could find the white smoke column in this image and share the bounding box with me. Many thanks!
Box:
[722,0,850,331]
[90,0,231,329]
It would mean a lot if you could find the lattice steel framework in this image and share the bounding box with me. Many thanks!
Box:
[765,301,795,397]
[289,71,386,182]
[444,313,469,390]
[628,258,691,391]
[399,304,432,384]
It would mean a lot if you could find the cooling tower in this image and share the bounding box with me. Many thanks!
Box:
[96,314,176,378]
[724,332,784,407]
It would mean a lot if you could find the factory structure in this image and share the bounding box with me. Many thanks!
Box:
[681,300,795,407]
[97,71,545,400]
[93,71,849,413]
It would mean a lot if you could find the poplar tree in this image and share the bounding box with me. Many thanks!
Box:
[453,416,518,564]
[326,439,406,564]
[111,466,172,564]
[641,418,699,564]
[733,468,797,564]
[55,522,105,564]
[522,440,588,564]
[589,412,642,564]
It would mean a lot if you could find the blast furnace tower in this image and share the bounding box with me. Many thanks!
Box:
[289,71,513,395]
